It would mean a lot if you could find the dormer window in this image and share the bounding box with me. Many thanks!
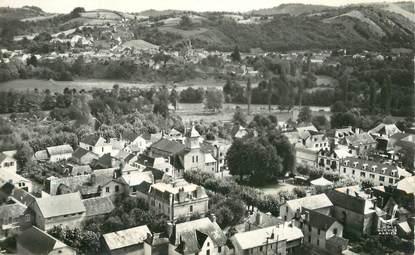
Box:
[363,164,368,170]
[381,167,386,174]
[372,166,377,171]
[353,162,358,168]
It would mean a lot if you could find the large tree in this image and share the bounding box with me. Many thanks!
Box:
[204,89,224,112]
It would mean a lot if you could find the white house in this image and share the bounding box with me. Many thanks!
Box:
[79,134,112,157]
[0,151,17,173]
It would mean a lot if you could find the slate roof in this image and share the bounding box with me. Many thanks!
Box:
[72,147,97,159]
[121,172,153,187]
[286,194,333,212]
[103,225,151,250]
[150,139,186,156]
[35,192,86,218]
[171,218,227,253]
[81,134,105,146]
[369,123,401,137]
[136,181,152,194]
[17,226,70,254]
[46,144,73,156]
[341,157,409,177]
[186,126,200,138]
[345,132,376,146]
[305,209,338,231]
[34,150,49,161]
[83,196,115,217]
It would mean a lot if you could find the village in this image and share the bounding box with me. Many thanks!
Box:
[0,2,414,255]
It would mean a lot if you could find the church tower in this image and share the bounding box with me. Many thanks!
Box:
[185,126,200,150]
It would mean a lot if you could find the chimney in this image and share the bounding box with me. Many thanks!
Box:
[346,188,350,195]
[256,212,263,225]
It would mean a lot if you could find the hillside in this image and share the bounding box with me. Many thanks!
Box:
[250,3,334,16]
[0,2,413,52]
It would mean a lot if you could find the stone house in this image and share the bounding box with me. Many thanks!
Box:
[168,217,227,255]
[32,192,86,231]
[79,134,112,157]
[148,180,209,222]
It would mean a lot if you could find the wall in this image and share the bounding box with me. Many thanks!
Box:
[340,165,398,186]
[49,153,72,163]
[110,244,144,255]
[0,157,17,173]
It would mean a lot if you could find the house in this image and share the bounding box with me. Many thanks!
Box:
[123,132,163,154]
[0,199,31,239]
[166,128,184,142]
[0,150,17,173]
[17,226,77,255]
[230,222,303,255]
[148,180,209,221]
[109,138,127,157]
[32,192,86,230]
[34,145,74,162]
[368,123,401,138]
[297,209,346,254]
[203,138,232,171]
[120,172,154,199]
[143,233,170,255]
[62,164,92,176]
[241,211,283,232]
[339,157,411,186]
[102,225,151,255]
[82,196,115,220]
[79,134,112,157]
[168,217,227,255]
[299,130,329,150]
[71,147,99,165]
[231,125,248,139]
[327,186,377,237]
[46,145,74,162]
[327,126,355,146]
[340,132,376,156]
[280,193,334,221]
[0,170,33,192]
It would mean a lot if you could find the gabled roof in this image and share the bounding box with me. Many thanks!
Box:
[83,196,115,217]
[369,123,401,137]
[121,172,153,187]
[0,201,27,219]
[46,144,73,156]
[345,132,376,146]
[396,176,415,194]
[327,186,375,215]
[122,130,139,142]
[150,139,186,156]
[72,147,98,159]
[186,126,200,138]
[103,225,151,250]
[286,193,333,212]
[81,134,106,146]
[17,226,70,254]
[305,209,338,230]
[171,218,226,253]
[35,192,85,218]
[310,177,333,186]
[231,222,303,250]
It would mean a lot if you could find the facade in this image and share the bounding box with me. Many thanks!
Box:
[17,226,76,255]
[148,181,209,221]
[340,132,376,156]
[327,186,377,237]
[230,222,303,255]
[297,210,345,253]
[316,148,354,172]
[339,157,411,187]
[168,217,227,255]
[79,134,112,157]
[102,225,151,255]
[0,171,33,192]
[32,192,86,231]
[0,151,17,173]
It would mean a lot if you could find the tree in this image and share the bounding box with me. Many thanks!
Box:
[70,7,85,17]
[15,142,33,168]
[152,86,170,118]
[361,179,374,189]
[26,55,38,67]
[246,78,252,115]
[368,79,377,114]
[230,46,241,62]
[204,89,224,112]
[380,76,392,115]
[312,115,329,131]
[232,106,246,126]
[298,106,312,123]
[169,87,179,110]
[179,15,193,29]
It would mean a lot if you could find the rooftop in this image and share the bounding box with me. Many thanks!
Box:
[103,225,151,250]
[35,192,86,218]
[286,193,333,212]
[82,196,115,217]
[17,226,70,254]
[150,139,186,156]
[46,144,73,156]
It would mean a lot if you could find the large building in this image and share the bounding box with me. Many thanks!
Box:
[339,157,412,186]
[280,193,334,221]
[148,180,209,222]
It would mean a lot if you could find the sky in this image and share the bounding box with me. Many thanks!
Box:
[0,0,405,13]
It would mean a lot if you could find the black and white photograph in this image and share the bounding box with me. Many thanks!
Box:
[0,0,413,254]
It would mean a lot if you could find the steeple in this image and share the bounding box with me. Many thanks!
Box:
[185,126,200,149]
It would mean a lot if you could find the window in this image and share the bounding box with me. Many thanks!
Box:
[308,236,311,243]
[218,246,222,253]
[207,242,210,247]
[308,225,312,232]
[25,214,30,222]
[102,147,104,152]
[360,172,365,177]
[343,168,346,173]
[352,170,355,175]
[196,156,199,162]
[10,162,14,166]
[190,205,193,212]
[89,146,92,151]
[317,239,320,246]
[259,246,263,252]
[370,174,375,179]
[379,176,385,181]
[389,178,394,184]
[206,250,210,255]
[105,187,110,193]
[115,185,119,192]
[333,228,338,235]
[192,156,194,163]
[318,229,321,235]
